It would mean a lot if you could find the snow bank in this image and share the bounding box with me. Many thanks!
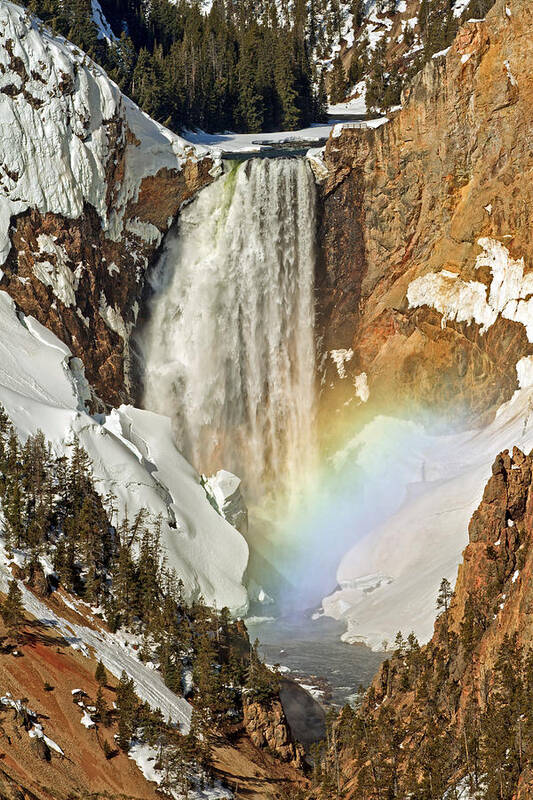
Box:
[128,741,163,786]
[80,710,96,729]
[0,290,249,614]
[322,383,533,649]
[182,123,336,155]
[328,86,367,118]
[29,723,64,755]
[128,739,231,800]
[408,238,533,341]
[100,407,249,612]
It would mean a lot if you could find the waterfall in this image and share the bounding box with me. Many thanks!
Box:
[137,158,317,500]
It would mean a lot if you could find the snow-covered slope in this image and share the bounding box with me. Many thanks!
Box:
[0,0,210,264]
[91,0,117,43]
[323,375,533,650]
[0,290,249,614]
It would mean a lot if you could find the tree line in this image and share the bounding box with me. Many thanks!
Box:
[24,0,339,132]
[23,0,500,131]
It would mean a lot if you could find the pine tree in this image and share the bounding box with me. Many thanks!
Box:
[274,34,302,130]
[95,659,107,687]
[329,55,347,104]
[188,707,213,771]
[237,28,265,132]
[352,0,364,29]
[1,579,24,639]
[315,67,328,121]
[116,670,138,751]
[95,686,109,726]
[436,577,453,614]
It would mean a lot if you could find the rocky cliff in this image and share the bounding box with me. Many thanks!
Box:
[243,696,305,769]
[0,1,214,407]
[316,447,533,797]
[317,0,533,438]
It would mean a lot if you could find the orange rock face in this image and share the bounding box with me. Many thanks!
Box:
[317,0,533,434]
[326,447,533,798]
[242,696,305,769]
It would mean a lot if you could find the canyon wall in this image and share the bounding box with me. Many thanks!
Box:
[243,696,305,769]
[322,447,533,797]
[0,2,214,408]
[3,0,531,434]
[317,0,533,433]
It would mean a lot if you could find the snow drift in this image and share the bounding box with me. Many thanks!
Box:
[321,387,533,649]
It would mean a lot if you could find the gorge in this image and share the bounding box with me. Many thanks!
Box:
[1,0,533,794]
[1,0,532,646]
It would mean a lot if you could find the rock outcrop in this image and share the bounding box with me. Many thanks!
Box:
[0,2,214,407]
[317,0,533,435]
[243,696,305,769]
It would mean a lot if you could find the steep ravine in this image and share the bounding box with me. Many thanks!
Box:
[1,3,533,788]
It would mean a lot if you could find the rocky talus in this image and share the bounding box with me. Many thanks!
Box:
[317,0,533,435]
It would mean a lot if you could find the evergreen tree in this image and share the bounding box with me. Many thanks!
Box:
[328,54,347,104]
[95,659,107,687]
[95,686,109,726]
[274,34,302,130]
[351,0,364,30]
[236,27,265,132]
[116,670,138,751]
[1,579,24,639]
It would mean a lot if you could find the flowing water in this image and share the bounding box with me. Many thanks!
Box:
[137,158,317,500]
[137,157,380,726]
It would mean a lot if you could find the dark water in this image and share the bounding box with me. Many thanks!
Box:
[246,612,385,709]
[279,679,327,748]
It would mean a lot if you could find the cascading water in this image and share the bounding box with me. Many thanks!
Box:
[136,158,317,500]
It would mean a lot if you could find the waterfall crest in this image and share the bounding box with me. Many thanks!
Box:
[137,158,317,499]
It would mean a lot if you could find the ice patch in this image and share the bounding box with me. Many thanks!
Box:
[330,348,354,379]
[407,238,533,342]
[80,710,96,729]
[354,372,370,403]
